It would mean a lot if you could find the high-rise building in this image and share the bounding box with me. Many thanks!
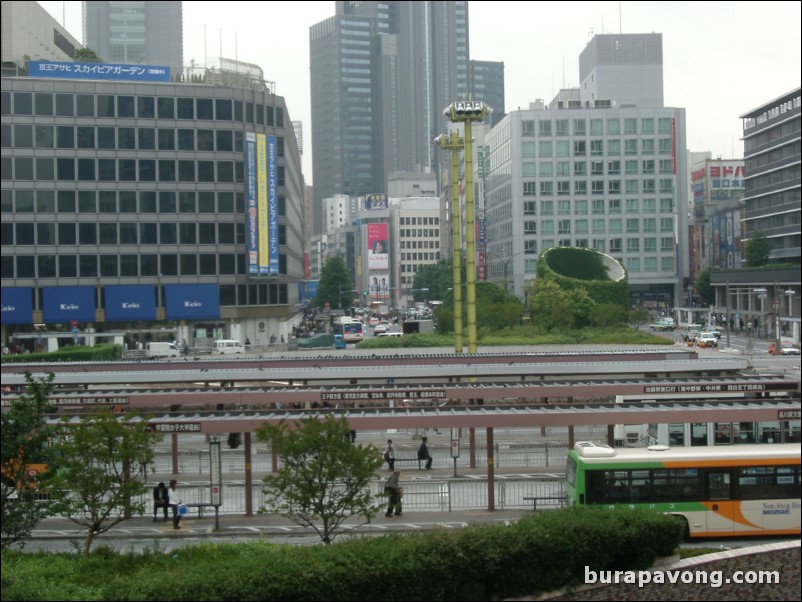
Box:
[83,1,183,77]
[469,60,505,126]
[310,1,503,235]
[740,88,801,264]
[579,33,664,108]
[482,34,689,308]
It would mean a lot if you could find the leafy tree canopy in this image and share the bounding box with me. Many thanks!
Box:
[694,266,715,306]
[49,411,160,555]
[315,256,354,310]
[1,373,57,549]
[744,231,771,267]
[256,415,383,544]
[412,257,464,303]
[74,47,103,62]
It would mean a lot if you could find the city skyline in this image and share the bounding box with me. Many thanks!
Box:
[38,1,801,185]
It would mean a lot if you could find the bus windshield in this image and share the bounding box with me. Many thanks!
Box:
[333,318,364,343]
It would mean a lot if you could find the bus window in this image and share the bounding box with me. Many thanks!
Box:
[707,471,731,500]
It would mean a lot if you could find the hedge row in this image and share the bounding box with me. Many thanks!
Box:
[1,508,683,601]
[0,344,122,363]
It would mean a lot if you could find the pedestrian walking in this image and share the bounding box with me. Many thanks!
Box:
[384,470,403,517]
[383,439,395,471]
[417,436,433,470]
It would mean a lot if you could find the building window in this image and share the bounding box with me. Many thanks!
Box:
[539,120,552,136]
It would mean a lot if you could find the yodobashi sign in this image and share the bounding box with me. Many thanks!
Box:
[164,284,220,320]
[0,287,33,324]
[42,286,95,323]
[104,285,156,321]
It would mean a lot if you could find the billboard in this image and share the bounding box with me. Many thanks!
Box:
[368,272,390,300]
[367,223,389,271]
[364,193,388,210]
[29,60,170,82]
[164,284,220,320]
[1,288,33,325]
[104,285,157,322]
[42,286,95,323]
[245,133,279,276]
[245,133,259,274]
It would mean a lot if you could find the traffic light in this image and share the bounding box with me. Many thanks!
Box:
[227,433,241,449]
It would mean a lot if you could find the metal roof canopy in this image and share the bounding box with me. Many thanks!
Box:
[75,398,802,434]
[15,374,798,407]
[0,358,751,386]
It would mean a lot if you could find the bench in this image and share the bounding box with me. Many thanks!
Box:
[391,457,425,469]
[522,496,564,511]
[183,503,215,518]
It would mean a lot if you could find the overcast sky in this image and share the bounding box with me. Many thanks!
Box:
[39,1,801,183]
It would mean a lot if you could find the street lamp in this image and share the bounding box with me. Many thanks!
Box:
[435,131,465,354]
[443,100,491,355]
[784,288,796,345]
[753,287,767,339]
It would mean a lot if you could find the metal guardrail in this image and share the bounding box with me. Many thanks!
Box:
[135,476,565,516]
[145,439,595,475]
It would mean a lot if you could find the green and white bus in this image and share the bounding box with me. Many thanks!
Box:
[566,441,800,538]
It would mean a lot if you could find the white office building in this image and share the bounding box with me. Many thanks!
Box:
[481,34,690,307]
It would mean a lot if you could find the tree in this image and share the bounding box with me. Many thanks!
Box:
[528,280,596,330]
[49,411,160,556]
[744,231,771,267]
[74,47,103,62]
[412,258,463,302]
[256,415,383,544]
[694,267,715,306]
[592,302,629,328]
[1,373,57,549]
[315,256,354,309]
[628,307,651,329]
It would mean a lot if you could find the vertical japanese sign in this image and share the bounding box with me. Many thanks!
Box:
[245,133,259,274]
[257,134,269,275]
[267,134,279,275]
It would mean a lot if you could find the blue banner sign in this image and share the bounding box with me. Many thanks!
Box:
[42,286,95,323]
[104,285,157,322]
[28,60,170,82]
[164,284,220,320]
[1,287,33,325]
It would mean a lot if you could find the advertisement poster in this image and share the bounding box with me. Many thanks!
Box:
[367,222,389,271]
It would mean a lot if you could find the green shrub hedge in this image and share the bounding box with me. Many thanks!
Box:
[0,344,122,363]
[1,508,683,601]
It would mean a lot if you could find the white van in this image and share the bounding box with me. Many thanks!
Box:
[213,339,244,354]
[145,342,180,358]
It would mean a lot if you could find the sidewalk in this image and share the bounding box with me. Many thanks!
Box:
[31,508,533,541]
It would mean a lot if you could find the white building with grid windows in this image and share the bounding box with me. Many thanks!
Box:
[481,34,690,308]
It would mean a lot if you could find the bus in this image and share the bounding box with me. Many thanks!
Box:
[332,316,364,343]
[565,441,800,538]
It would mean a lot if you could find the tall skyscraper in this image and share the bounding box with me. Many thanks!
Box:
[310,1,502,235]
[82,1,183,77]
